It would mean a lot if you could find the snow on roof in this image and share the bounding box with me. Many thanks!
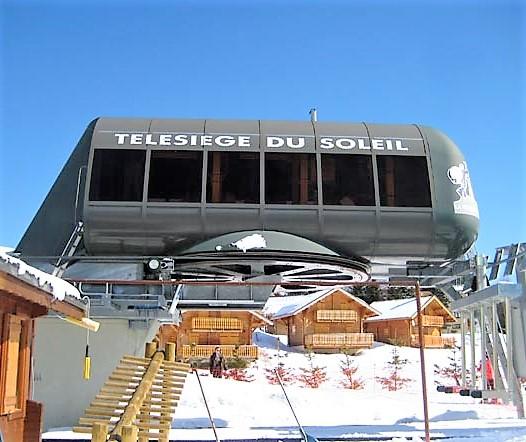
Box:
[365,296,435,322]
[0,246,81,301]
[263,287,379,320]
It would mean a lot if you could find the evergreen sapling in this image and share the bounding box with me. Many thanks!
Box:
[376,347,412,391]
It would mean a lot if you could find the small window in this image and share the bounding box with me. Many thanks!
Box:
[89,149,146,201]
[377,156,431,207]
[148,151,202,202]
[206,152,259,203]
[321,154,374,206]
[265,153,317,204]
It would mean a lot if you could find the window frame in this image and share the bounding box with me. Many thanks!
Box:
[88,148,147,203]
[376,155,432,208]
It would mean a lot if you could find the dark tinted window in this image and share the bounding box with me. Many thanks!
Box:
[148,151,202,202]
[321,154,374,206]
[206,152,259,203]
[89,149,145,201]
[265,153,317,204]
[377,156,431,207]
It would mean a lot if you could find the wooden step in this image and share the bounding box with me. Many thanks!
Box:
[85,407,124,418]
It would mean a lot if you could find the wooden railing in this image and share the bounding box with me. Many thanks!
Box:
[73,342,190,442]
[305,333,374,348]
[180,344,259,359]
[316,310,358,322]
[421,315,445,327]
[191,317,243,331]
[411,335,456,348]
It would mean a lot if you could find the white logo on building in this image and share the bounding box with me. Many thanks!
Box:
[231,234,267,252]
[447,162,479,218]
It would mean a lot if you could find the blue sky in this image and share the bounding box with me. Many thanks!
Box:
[0,0,524,257]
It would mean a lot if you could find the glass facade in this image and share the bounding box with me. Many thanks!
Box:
[89,149,431,208]
[377,156,431,207]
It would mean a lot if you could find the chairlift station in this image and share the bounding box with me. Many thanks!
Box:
[18,117,479,306]
[11,117,526,429]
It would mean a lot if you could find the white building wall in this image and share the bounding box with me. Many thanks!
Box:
[32,317,160,430]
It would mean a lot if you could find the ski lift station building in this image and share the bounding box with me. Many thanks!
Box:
[14,117,480,429]
[18,117,479,279]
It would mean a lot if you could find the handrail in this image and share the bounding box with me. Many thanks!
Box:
[109,351,165,438]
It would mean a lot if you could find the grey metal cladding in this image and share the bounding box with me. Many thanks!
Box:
[365,123,425,156]
[314,121,368,137]
[16,117,480,262]
[204,119,259,150]
[92,118,151,148]
[314,121,368,155]
[260,120,315,152]
[420,125,479,258]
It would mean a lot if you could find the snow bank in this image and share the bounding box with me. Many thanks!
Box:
[43,331,526,441]
[0,246,80,301]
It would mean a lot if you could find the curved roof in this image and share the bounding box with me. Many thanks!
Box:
[183,230,340,256]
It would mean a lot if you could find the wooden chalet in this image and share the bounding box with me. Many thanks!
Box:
[157,310,272,361]
[264,288,379,352]
[364,295,457,348]
[0,250,87,442]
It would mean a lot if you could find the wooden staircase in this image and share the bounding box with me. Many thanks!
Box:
[73,342,190,441]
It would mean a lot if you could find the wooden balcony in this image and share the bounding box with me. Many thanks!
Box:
[179,344,259,359]
[191,317,243,332]
[420,315,444,327]
[305,333,374,349]
[410,334,456,348]
[316,309,358,322]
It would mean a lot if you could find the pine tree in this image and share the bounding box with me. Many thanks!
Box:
[339,351,364,389]
[434,345,465,386]
[376,348,412,391]
[223,368,255,382]
[265,363,295,385]
[297,351,327,388]
[351,285,382,304]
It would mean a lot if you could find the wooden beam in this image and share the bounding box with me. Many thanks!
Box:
[0,272,84,320]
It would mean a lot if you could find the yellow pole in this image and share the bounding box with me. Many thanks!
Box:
[92,422,108,442]
[121,425,138,442]
[159,344,176,442]
[165,343,176,362]
[145,341,158,359]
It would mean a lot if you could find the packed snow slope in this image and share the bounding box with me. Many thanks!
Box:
[45,330,526,441]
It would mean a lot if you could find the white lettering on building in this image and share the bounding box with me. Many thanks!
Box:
[113,133,411,152]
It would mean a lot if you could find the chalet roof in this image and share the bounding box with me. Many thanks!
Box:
[0,246,85,319]
[365,295,456,323]
[248,310,274,325]
[0,247,81,301]
[263,287,380,320]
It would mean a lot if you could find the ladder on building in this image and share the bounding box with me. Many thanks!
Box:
[73,341,190,441]
[52,221,85,278]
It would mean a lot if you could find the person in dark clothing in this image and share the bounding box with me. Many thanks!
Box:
[209,346,226,378]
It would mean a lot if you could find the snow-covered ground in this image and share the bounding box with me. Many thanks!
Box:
[44,331,526,441]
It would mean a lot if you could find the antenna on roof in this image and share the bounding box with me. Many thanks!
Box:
[309,108,317,122]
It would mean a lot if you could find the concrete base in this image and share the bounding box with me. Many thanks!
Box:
[32,316,160,430]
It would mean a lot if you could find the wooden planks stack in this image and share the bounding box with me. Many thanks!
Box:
[73,342,189,441]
